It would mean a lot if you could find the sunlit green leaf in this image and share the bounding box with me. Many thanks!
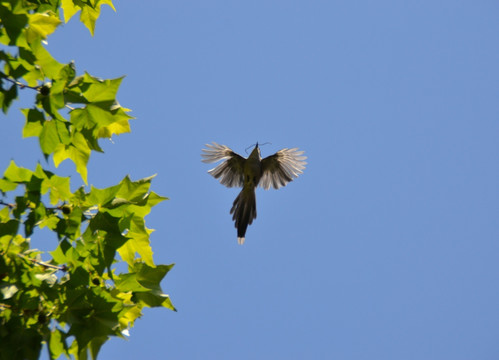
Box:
[96,112,132,138]
[50,239,71,264]
[81,73,123,102]
[3,161,33,182]
[38,214,60,231]
[53,132,90,184]
[78,0,117,36]
[49,328,67,359]
[117,231,153,267]
[26,12,62,41]
[117,175,153,202]
[88,184,121,206]
[116,273,149,293]
[30,41,64,79]
[0,207,10,221]
[0,178,18,192]
[61,0,79,23]
[34,164,72,204]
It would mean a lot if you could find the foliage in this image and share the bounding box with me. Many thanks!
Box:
[0,1,175,359]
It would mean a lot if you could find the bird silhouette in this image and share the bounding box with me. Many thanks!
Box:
[202,142,307,244]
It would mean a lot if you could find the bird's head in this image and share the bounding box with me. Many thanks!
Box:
[248,142,261,160]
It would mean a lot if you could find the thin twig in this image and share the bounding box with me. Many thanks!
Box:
[3,77,39,90]
[17,254,67,272]
[0,200,14,208]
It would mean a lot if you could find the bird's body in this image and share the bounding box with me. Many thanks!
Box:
[202,142,306,244]
[230,146,261,244]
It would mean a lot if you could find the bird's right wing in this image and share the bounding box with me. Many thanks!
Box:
[260,147,307,190]
[201,142,245,188]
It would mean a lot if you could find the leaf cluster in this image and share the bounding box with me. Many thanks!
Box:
[0,1,175,359]
[1,0,130,184]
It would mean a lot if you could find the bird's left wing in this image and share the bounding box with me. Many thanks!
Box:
[201,142,245,188]
[260,148,307,190]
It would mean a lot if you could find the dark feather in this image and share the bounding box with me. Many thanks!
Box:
[230,189,257,242]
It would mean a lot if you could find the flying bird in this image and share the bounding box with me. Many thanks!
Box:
[201,142,307,244]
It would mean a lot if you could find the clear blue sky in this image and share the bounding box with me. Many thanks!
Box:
[3,1,499,359]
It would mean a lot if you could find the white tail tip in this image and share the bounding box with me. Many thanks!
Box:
[237,237,245,245]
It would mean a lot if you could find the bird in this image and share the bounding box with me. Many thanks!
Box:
[201,142,307,244]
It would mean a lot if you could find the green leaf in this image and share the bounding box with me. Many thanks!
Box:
[49,328,67,359]
[135,263,173,291]
[22,108,45,138]
[68,131,90,181]
[117,233,153,267]
[79,6,99,37]
[115,175,154,202]
[38,213,60,231]
[57,207,83,240]
[116,273,149,293]
[86,212,128,272]
[66,289,122,350]
[0,4,28,45]
[34,117,69,158]
[24,207,38,237]
[0,82,18,114]
[3,161,33,182]
[26,12,62,41]
[118,216,154,267]
[53,132,90,184]
[79,1,116,36]
[58,61,76,84]
[88,184,121,207]
[48,176,72,204]
[0,207,10,221]
[29,41,64,79]
[50,239,71,264]
[0,317,43,360]
[81,73,123,102]
[0,178,18,192]
[39,119,60,155]
[131,262,176,311]
[61,0,79,23]
[89,336,107,360]
[96,108,133,138]
[34,164,72,204]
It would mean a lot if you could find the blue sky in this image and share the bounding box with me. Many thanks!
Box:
[3,1,499,359]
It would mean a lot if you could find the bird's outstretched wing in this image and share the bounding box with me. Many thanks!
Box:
[260,148,307,190]
[201,142,246,188]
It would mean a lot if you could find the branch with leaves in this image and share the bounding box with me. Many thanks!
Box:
[0,1,175,359]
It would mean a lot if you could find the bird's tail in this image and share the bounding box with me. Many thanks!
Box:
[230,188,257,245]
